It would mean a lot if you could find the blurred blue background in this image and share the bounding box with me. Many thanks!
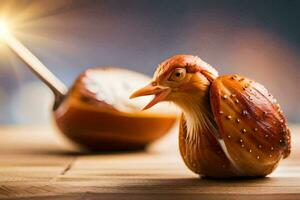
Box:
[0,0,299,124]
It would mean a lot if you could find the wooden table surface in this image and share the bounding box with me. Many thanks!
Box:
[0,125,299,200]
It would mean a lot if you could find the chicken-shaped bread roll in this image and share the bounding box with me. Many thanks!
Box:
[130,55,291,178]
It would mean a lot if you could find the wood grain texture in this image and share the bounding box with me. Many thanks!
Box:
[0,125,299,199]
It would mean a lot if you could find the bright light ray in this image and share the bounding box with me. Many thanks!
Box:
[0,0,86,74]
[0,19,10,37]
[0,0,93,109]
[0,18,67,96]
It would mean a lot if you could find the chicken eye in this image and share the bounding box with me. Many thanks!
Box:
[169,68,186,81]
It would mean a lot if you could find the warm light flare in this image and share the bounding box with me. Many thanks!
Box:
[0,18,67,96]
[0,19,9,36]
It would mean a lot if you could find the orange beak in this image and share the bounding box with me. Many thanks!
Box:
[130,82,171,110]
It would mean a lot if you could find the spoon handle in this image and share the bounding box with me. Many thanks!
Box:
[2,32,67,104]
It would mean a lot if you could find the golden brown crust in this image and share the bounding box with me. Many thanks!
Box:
[179,114,240,178]
[155,55,218,82]
[210,75,291,176]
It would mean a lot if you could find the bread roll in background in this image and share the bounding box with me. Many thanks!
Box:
[54,68,178,151]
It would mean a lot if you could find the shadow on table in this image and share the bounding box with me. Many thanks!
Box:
[10,147,160,157]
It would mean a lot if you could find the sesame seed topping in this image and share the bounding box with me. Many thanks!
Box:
[269,154,272,158]
[236,118,241,123]
[226,115,232,120]
[254,128,258,132]
[240,139,243,143]
[241,144,245,148]
[257,156,260,160]
[271,147,274,151]
[241,128,247,133]
[242,110,249,116]
[265,134,269,138]
[258,145,262,148]
[222,95,228,99]
[231,94,236,97]
[249,149,252,153]
[219,111,224,115]
[227,135,231,139]
[235,99,239,103]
